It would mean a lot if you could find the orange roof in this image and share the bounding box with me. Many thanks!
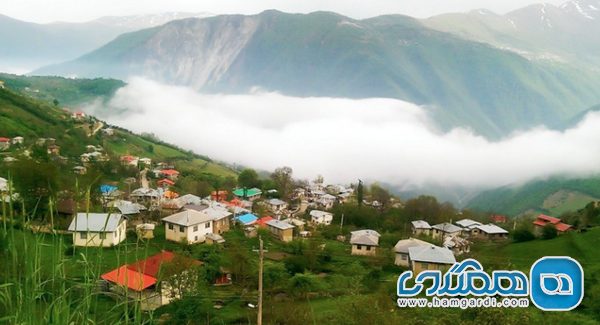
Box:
[0,137,10,142]
[165,190,179,199]
[256,216,275,227]
[537,215,561,224]
[120,154,138,162]
[162,169,179,175]
[101,265,157,291]
[533,215,572,232]
[158,179,175,185]
[492,216,506,221]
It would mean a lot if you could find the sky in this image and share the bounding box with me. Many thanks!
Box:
[88,78,600,191]
[4,0,568,23]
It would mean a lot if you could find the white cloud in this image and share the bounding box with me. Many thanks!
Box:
[94,77,600,189]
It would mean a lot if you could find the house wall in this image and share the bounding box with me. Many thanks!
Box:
[72,221,126,247]
[213,218,230,235]
[267,226,294,242]
[474,232,509,241]
[351,244,377,256]
[165,221,213,244]
[412,227,430,236]
[411,261,452,275]
[312,215,333,225]
[431,229,461,240]
[395,252,410,266]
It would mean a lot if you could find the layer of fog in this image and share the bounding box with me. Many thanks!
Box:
[89,77,600,190]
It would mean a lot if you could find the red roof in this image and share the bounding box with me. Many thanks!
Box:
[256,216,275,227]
[101,252,202,291]
[537,215,562,224]
[492,216,506,222]
[162,169,180,175]
[158,179,175,185]
[101,265,157,291]
[0,137,10,142]
[75,110,85,115]
[533,215,573,232]
[120,154,138,162]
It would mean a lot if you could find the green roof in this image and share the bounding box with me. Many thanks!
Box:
[233,188,262,197]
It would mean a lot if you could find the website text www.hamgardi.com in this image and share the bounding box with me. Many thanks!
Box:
[397,297,530,309]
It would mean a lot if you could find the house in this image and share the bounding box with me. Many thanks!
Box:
[350,229,381,256]
[130,188,159,204]
[317,194,337,209]
[11,136,24,145]
[136,224,155,239]
[157,179,175,187]
[139,158,152,165]
[533,215,573,235]
[492,215,507,224]
[0,137,11,150]
[471,224,509,241]
[234,213,259,226]
[205,232,226,244]
[214,268,232,286]
[0,177,7,192]
[71,110,87,120]
[68,213,127,247]
[180,194,202,205]
[455,219,482,230]
[162,169,180,181]
[394,238,432,266]
[233,188,262,201]
[3,157,17,163]
[411,220,432,236]
[81,151,108,163]
[265,219,295,242]
[310,210,333,225]
[102,128,114,136]
[211,191,228,201]
[73,166,87,175]
[162,210,214,244]
[201,207,231,235]
[280,218,306,230]
[161,198,185,212]
[443,235,471,255]
[120,154,139,167]
[265,198,288,214]
[431,222,463,240]
[408,245,456,275]
[101,252,202,310]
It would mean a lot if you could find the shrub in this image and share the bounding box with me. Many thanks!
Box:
[512,228,535,242]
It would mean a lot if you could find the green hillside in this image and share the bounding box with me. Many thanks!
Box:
[0,72,125,109]
[32,11,600,138]
[466,177,600,216]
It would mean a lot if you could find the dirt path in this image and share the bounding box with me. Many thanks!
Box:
[140,168,150,189]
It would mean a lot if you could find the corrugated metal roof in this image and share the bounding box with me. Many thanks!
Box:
[394,238,432,253]
[68,213,124,232]
[409,245,456,264]
[266,219,295,230]
[162,210,214,226]
[411,220,432,229]
[476,224,509,234]
[432,222,462,233]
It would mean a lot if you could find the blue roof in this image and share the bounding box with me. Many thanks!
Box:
[235,213,258,225]
[100,185,118,194]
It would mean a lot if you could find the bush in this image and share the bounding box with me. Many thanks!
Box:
[512,228,535,242]
[64,246,75,256]
[542,224,558,240]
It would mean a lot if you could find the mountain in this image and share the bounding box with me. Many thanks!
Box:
[423,0,600,71]
[466,177,600,216]
[0,12,213,73]
[0,72,125,108]
[32,10,600,138]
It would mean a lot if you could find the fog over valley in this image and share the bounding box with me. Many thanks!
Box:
[89,77,600,190]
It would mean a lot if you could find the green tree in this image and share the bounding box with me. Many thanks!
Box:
[270,166,294,199]
[542,224,558,240]
[370,183,391,214]
[52,99,59,106]
[357,179,364,207]
[9,160,59,216]
[237,168,261,189]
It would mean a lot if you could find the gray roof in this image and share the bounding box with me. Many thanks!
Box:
[267,198,287,206]
[131,188,159,197]
[321,194,336,200]
[202,207,232,221]
[117,204,141,215]
[206,233,226,243]
[408,245,456,264]
[476,224,509,234]
[281,218,306,226]
[411,220,432,230]
[180,194,202,205]
[394,238,432,254]
[162,210,214,226]
[350,230,380,246]
[266,219,295,230]
[310,210,332,218]
[455,219,482,229]
[432,222,462,233]
[68,213,125,232]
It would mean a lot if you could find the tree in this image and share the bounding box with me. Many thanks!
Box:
[9,160,59,216]
[357,180,364,207]
[237,168,261,189]
[512,228,535,242]
[542,224,558,240]
[161,253,202,299]
[370,183,391,214]
[52,99,59,106]
[270,166,294,199]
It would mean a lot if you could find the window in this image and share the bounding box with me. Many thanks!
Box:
[205,222,210,229]
[193,225,198,232]
[179,226,185,233]
[99,233,106,239]
[168,223,174,230]
[222,219,226,226]
[80,232,87,239]
[366,246,371,251]
[401,254,408,260]
[194,236,198,241]
[357,245,362,250]
[421,263,429,270]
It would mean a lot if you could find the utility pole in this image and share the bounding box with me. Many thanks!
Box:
[258,236,264,325]
[340,213,344,234]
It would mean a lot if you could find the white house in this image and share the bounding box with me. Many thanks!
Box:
[310,210,333,225]
[431,222,463,240]
[411,220,432,236]
[68,213,127,247]
[350,229,381,256]
[265,198,288,214]
[162,210,214,244]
